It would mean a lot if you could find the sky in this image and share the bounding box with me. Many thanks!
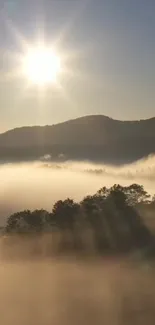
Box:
[0,0,155,131]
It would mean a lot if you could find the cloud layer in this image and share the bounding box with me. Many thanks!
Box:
[1,155,155,225]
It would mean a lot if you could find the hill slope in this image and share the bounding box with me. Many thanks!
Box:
[0,115,155,164]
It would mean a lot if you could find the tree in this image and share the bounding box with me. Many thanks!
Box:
[122,184,151,206]
[108,185,153,250]
[25,209,50,232]
[52,199,80,251]
[96,186,110,199]
[6,209,50,233]
[97,184,151,206]
[4,183,154,257]
[81,194,114,252]
[83,184,153,253]
[52,199,80,229]
[6,210,31,233]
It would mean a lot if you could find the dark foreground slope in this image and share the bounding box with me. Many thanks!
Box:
[0,115,155,164]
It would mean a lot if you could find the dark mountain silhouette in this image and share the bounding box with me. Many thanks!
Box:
[0,115,155,164]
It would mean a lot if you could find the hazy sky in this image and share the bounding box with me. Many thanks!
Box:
[0,0,155,131]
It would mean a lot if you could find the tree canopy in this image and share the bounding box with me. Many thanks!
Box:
[5,184,155,256]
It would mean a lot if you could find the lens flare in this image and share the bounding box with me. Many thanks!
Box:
[22,47,61,85]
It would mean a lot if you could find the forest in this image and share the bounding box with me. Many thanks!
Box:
[3,184,155,258]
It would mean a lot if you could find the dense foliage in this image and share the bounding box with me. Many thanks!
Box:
[4,184,155,256]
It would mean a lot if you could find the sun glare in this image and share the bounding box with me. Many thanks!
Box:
[22,47,61,85]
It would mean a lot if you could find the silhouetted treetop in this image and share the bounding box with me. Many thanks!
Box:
[4,184,155,256]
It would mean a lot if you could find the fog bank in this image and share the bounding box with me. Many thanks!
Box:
[1,155,155,225]
[0,259,155,325]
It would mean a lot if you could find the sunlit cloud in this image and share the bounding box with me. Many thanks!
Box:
[0,155,155,225]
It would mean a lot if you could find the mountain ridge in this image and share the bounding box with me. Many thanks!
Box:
[0,114,155,164]
[1,114,155,135]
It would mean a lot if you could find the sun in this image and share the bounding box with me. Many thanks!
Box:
[22,46,61,85]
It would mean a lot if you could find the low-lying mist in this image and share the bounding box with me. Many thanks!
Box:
[1,155,155,226]
[0,258,155,325]
[1,156,155,325]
